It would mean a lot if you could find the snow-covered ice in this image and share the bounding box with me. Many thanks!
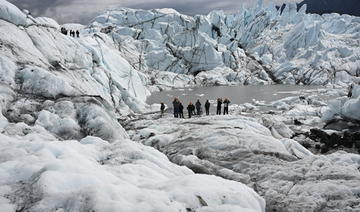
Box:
[0,0,360,211]
[128,114,360,211]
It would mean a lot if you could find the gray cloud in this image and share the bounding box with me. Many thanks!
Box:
[8,0,302,24]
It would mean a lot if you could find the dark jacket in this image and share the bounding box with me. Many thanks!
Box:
[223,99,231,108]
[205,101,210,109]
[187,104,195,111]
[179,103,184,111]
[195,101,201,109]
[173,100,180,112]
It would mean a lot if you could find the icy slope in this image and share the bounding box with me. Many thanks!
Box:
[128,114,360,211]
[88,1,360,86]
[0,133,265,211]
[0,0,154,141]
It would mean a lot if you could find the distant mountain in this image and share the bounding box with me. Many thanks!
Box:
[298,0,360,16]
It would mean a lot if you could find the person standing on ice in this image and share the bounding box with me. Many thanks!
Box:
[172,98,180,118]
[195,100,202,115]
[179,102,184,118]
[160,102,165,117]
[76,30,80,38]
[348,84,354,98]
[187,102,195,118]
[223,98,231,115]
[205,100,210,115]
[216,98,222,115]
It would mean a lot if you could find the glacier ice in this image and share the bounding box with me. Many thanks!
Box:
[0,0,360,211]
[129,114,360,211]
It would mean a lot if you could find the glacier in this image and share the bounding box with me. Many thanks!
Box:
[0,0,360,211]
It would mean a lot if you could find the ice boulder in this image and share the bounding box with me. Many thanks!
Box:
[0,0,27,26]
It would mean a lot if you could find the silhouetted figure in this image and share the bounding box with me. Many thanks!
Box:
[61,27,68,35]
[187,102,195,118]
[179,102,184,118]
[76,30,80,38]
[173,98,180,118]
[216,98,222,115]
[348,84,354,98]
[160,102,165,117]
[195,100,202,115]
[223,98,231,115]
[205,100,210,115]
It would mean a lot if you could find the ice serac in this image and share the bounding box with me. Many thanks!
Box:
[233,1,360,85]
[88,7,273,89]
[86,1,359,87]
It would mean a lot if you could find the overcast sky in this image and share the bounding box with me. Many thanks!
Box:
[9,0,302,24]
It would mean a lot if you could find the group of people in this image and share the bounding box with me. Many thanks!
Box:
[160,97,231,118]
[61,27,80,38]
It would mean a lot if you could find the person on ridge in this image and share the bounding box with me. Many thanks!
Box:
[179,102,184,118]
[187,102,195,118]
[205,100,210,115]
[195,99,202,115]
[216,98,222,115]
[160,102,165,117]
[223,98,231,115]
[76,30,80,38]
[172,98,180,118]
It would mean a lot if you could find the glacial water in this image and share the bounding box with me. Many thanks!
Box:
[147,85,324,107]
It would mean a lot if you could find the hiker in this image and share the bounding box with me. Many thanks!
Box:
[223,98,231,115]
[179,102,184,118]
[205,100,210,115]
[172,98,180,118]
[348,84,354,98]
[195,100,202,115]
[160,102,165,117]
[216,98,222,115]
[76,30,80,38]
[187,102,195,118]
[61,27,68,35]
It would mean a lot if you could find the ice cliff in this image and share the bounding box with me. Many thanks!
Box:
[88,1,360,87]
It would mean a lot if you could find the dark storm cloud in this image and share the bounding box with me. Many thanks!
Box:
[8,0,301,24]
[8,0,72,15]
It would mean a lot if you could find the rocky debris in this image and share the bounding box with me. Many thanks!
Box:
[309,128,360,153]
